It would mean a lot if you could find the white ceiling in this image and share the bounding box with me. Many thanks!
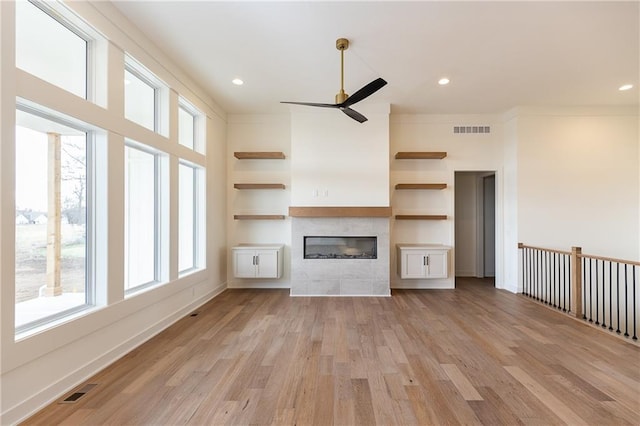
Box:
[111,1,639,115]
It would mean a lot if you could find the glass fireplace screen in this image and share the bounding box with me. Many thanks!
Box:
[304,236,377,259]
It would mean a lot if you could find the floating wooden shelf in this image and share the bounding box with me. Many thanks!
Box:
[234,215,286,220]
[234,183,285,190]
[234,152,286,160]
[289,206,392,218]
[395,183,447,190]
[395,215,448,220]
[395,152,447,160]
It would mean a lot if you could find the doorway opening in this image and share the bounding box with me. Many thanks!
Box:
[454,171,496,286]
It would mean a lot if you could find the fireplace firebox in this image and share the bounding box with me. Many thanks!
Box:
[303,236,377,259]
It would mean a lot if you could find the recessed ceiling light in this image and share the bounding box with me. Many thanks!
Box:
[619,84,633,91]
[232,78,244,86]
[438,78,450,85]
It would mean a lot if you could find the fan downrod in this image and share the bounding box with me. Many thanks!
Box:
[335,38,349,104]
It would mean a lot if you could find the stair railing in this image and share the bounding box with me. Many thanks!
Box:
[519,243,638,341]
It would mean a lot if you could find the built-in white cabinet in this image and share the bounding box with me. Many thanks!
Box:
[232,244,284,278]
[396,244,449,279]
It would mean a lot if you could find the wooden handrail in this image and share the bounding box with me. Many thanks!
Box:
[518,243,571,256]
[519,243,639,266]
[579,253,640,266]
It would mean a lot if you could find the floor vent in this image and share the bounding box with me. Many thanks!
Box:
[453,125,490,134]
[59,383,97,404]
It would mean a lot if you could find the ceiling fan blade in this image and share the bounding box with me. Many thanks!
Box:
[280,101,338,108]
[341,78,387,108]
[340,107,368,123]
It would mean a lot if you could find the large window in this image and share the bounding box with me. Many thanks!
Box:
[124,57,169,135]
[179,163,205,273]
[124,68,156,131]
[178,99,204,154]
[124,144,162,292]
[15,0,87,98]
[10,0,207,339]
[178,105,195,150]
[15,108,93,331]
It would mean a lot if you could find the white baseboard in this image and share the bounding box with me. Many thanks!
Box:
[289,293,391,297]
[391,282,454,290]
[228,281,290,289]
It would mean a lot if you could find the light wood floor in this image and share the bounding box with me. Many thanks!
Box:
[24,278,640,425]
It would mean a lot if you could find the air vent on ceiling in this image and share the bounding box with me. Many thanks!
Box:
[453,126,490,134]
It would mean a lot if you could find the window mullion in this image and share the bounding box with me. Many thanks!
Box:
[85,132,94,305]
[192,167,198,270]
[154,153,161,282]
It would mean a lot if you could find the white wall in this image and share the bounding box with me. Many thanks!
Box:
[290,104,390,207]
[502,113,520,292]
[390,108,640,292]
[1,2,228,423]
[226,114,291,288]
[390,114,505,289]
[515,107,639,260]
[226,105,391,289]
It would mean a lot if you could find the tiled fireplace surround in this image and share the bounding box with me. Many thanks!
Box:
[291,217,390,296]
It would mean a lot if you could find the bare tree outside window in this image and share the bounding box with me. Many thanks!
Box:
[61,141,86,226]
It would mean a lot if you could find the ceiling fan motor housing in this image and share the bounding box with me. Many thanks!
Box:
[336,90,349,104]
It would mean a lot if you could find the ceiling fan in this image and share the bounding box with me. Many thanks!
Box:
[281,38,387,123]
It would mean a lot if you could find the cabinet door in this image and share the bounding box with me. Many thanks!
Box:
[255,250,279,278]
[426,251,448,278]
[234,250,257,278]
[403,251,427,278]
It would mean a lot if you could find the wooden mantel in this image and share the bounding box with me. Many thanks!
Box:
[289,206,392,218]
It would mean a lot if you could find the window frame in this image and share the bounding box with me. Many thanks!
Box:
[123,141,164,295]
[124,55,169,136]
[124,65,158,132]
[178,161,201,274]
[178,98,200,151]
[14,103,96,335]
[178,104,195,150]
[17,0,95,101]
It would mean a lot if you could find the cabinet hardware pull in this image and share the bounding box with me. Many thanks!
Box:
[426,256,429,266]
